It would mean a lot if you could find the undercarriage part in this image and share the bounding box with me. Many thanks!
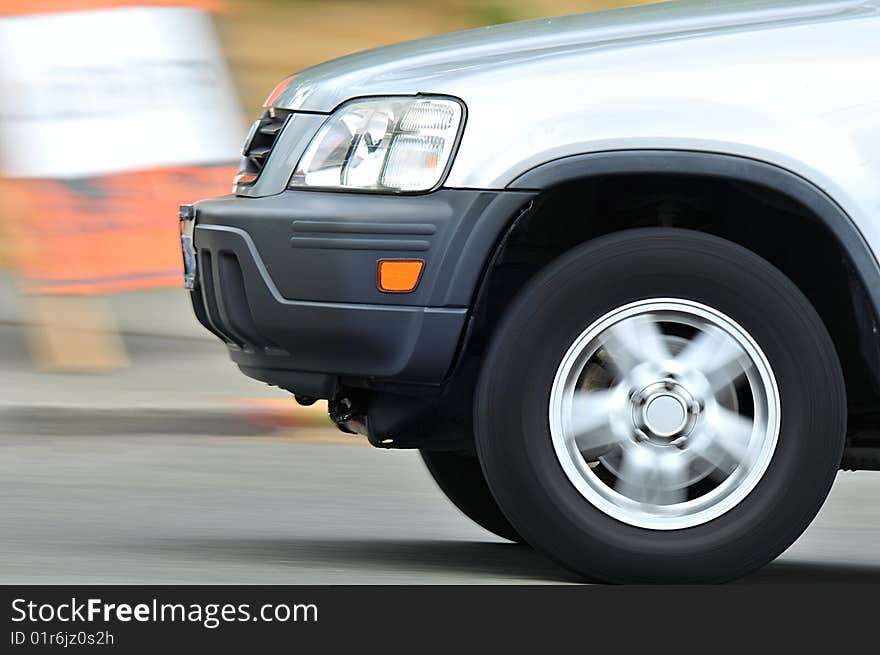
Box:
[841,430,880,471]
[842,428,880,470]
[841,447,880,471]
[364,393,473,450]
[327,389,475,451]
[328,397,367,436]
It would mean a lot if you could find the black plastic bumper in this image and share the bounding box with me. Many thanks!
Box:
[187,188,533,398]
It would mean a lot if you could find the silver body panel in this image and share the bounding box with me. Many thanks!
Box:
[266,0,880,257]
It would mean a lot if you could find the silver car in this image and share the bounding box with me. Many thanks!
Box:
[182,0,880,582]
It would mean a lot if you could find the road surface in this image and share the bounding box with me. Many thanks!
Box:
[1,431,878,584]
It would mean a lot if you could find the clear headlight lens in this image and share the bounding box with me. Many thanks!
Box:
[289,97,463,192]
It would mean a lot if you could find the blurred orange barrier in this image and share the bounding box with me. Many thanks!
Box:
[0,167,233,294]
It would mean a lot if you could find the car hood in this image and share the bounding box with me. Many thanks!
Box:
[270,0,871,112]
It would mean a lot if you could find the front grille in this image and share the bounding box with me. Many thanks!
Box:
[237,107,292,185]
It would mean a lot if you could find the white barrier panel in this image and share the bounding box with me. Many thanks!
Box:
[0,6,243,178]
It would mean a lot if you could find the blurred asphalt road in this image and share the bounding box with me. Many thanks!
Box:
[1,431,879,585]
[1,279,879,583]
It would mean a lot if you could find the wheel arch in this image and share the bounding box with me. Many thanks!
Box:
[453,150,880,417]
[508,149,880,315]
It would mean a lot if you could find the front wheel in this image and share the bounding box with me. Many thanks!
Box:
[475,228,846,583]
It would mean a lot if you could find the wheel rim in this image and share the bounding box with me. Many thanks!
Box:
[549,298,780,530]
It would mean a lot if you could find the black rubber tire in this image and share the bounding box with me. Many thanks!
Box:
[420,450,524,544]
[475,228,846,583]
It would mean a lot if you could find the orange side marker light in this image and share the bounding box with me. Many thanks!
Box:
[378,260,424,293]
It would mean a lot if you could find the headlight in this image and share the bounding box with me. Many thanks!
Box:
[289,96,463,192]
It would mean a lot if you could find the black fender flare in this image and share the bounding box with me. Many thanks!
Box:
[506,149,880,320]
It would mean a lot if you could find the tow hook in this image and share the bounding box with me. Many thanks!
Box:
[329,397,368,436]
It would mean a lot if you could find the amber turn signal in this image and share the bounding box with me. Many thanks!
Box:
[378,260,424,292]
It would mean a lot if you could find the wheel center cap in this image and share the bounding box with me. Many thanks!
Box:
[644,394,688,437]
[632,380,698,440]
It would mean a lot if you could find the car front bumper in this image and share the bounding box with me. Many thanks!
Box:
[184,188,533,398]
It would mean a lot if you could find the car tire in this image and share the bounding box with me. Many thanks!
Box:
[475,228,846,583]
[421,450,524,544]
